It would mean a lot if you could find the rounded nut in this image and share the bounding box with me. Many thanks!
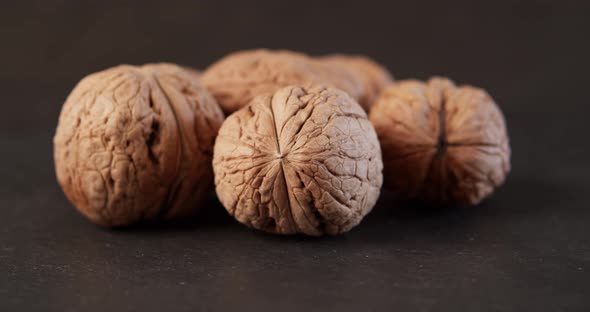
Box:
[202,50,320,114]
[213,85,383,236]
[201,49,372,114]
[308,59,364,106]
[53,63,225,226]
[369,77,510,205]
[320,54,393,110]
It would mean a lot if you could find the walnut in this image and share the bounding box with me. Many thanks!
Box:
[53,63,225,226]
[201,49,389,114]
[319,54,393,110]
[201,50,318,114]
[213,85,383,236]
[369,77,510,205]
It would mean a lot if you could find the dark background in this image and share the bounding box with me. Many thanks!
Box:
[1,0,589,311]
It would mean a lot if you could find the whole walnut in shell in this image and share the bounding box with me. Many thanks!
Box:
[319,54,393,109]
[213,85,383,236]
[369,77,510,205]
[54,63,224,226]
[201,49,388,114]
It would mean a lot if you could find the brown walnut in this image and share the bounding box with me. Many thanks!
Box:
[319,54,393,109]
[53,63,225,226]
[201,49,391,114]
[369,77,510,205]
[213,85,383,236]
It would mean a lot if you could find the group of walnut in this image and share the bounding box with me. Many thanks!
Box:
[54,49,510,236]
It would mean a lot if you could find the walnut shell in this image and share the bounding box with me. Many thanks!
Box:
[201,49,384,114]
[319,54,393,110]
[53,63,225,226]
[213,85,383,236]
[369,77,510,205]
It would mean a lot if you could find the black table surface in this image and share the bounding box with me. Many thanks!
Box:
[1,1,589,311]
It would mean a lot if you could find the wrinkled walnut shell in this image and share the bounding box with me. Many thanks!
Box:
[319,54,393,109]
[201,49,388,114]
[369,77,510,205]
[213,85,383,236]
[53,63,224,226]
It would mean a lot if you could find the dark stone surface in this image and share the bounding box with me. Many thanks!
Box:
[1,1,589,311]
